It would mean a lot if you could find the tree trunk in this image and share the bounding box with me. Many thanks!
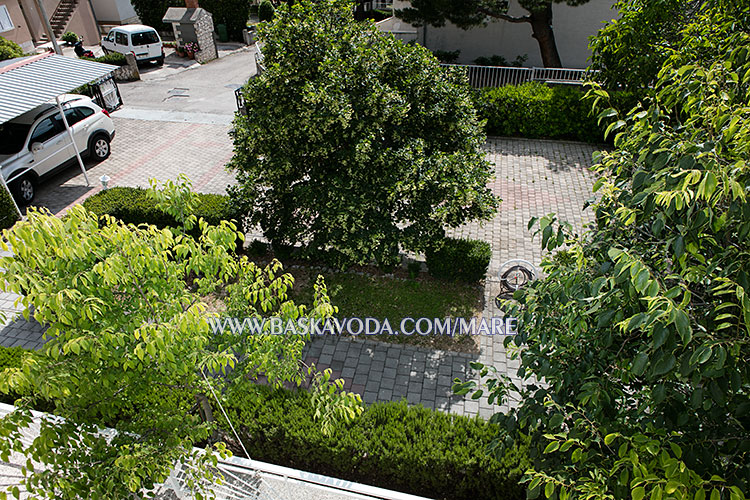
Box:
[527,3,562,68]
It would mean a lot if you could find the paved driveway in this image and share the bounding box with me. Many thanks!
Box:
[3,44,601,417]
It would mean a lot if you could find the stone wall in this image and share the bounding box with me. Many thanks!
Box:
[112,53,140,82]
[194,11,217,64]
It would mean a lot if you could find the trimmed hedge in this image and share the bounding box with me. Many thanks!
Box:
[81,52,127,66]
[475,82,602,143]
[475,82,641,144]
[220,383,528,500]
[426,237,491,282]
[82,187,244,231]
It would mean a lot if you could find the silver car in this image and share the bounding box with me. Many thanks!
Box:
[0,94,116,205]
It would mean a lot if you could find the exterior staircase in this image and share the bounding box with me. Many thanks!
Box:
[49,0,79,39]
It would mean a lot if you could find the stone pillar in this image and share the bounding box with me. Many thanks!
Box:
[194,11,218,63]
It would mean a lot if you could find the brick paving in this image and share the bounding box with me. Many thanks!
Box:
[1,129,600,417]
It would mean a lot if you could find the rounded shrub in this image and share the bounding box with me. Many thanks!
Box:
[0,183,20,230]
[426,237,491,282]
[62,31,79,44]
[0,36,23,61]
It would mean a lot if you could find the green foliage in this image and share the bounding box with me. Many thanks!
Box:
[397,0,593,67]
[459,3,750,498]
[230,0,498,270]
[0,36,23,61]
[425,237,491,282]
[258,0,275,22]
[474,54,528,67]
[200,0,252,40]
[246,239,269,257]
[0,345,27,403]
[0,195,359,497]
[61,31,79,44]
[589,0,695,92]
[0,184,19,230]
[82,52,127,66]
[407,261,422,278]
[432,49,460,63]
[219,381,530,500]
[82,186,245,237]
[130,0,183,30]
[476,82,603,142]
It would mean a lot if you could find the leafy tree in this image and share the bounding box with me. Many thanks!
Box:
[229,0,498,269]
[589,0,702,92]
[0,180,360,498]
[457,3,750,498]
[396,0,593,68]
[130,0,183,30]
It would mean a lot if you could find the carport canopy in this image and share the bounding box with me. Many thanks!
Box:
[0,52,118,216]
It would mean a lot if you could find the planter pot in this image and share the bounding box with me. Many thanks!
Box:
[187,51,195,59]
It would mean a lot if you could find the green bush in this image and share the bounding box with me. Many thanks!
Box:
[258,0,275,22]
[81,52,128,66]
[426,237,491,282]
[475,82,602,142]
[220,383,528,500]
[62,31,79,44]
[0,346,29,404]
[82,187,245,242]
[0,36,23,61]
[0,184,20,230]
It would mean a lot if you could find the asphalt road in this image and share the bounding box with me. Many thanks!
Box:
[115,45,257,119]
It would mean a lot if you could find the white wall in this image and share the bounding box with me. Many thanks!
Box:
[395,0,618,68]
[91,0,138,24]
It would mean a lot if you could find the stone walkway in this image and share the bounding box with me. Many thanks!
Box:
[0,136,600,417]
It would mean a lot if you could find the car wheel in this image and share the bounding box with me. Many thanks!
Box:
[90,135,111,161]
[13,175,35,205]
[156,56,164,66]
[102,47,109,55]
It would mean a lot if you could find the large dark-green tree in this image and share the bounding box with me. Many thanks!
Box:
[589,0,703,92]
[397,0,594,68]
[229,0,498,269]
[458,1,750,498]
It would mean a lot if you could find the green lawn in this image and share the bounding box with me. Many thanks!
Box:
[293,270,482,353]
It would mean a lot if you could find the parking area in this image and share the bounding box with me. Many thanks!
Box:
[28,117,235,215]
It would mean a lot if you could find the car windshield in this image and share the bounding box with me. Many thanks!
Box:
[0,123,31,155]
[131,31,159,46]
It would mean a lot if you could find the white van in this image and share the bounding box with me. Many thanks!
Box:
[101,25,164,65]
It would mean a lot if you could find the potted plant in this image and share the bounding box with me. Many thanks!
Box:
[184,42,199,59]
[62,31,79,45]
[176,45,186,57]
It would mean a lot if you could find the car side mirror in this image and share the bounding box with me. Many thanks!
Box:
[30,142,43,154]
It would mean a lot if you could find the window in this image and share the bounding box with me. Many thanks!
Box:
[30,117,62,145]
[51,108,83,127]
[106,30,115,42]
[131,31,159,46]
[0,123,31,154]
[115,31,128,45]
[0,5,13,33]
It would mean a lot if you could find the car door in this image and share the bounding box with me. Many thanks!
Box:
[131,30,161,59]
[102,29,116,52]
[27,114,69,177]
[63,107,96,154]
[115,30,130,55]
